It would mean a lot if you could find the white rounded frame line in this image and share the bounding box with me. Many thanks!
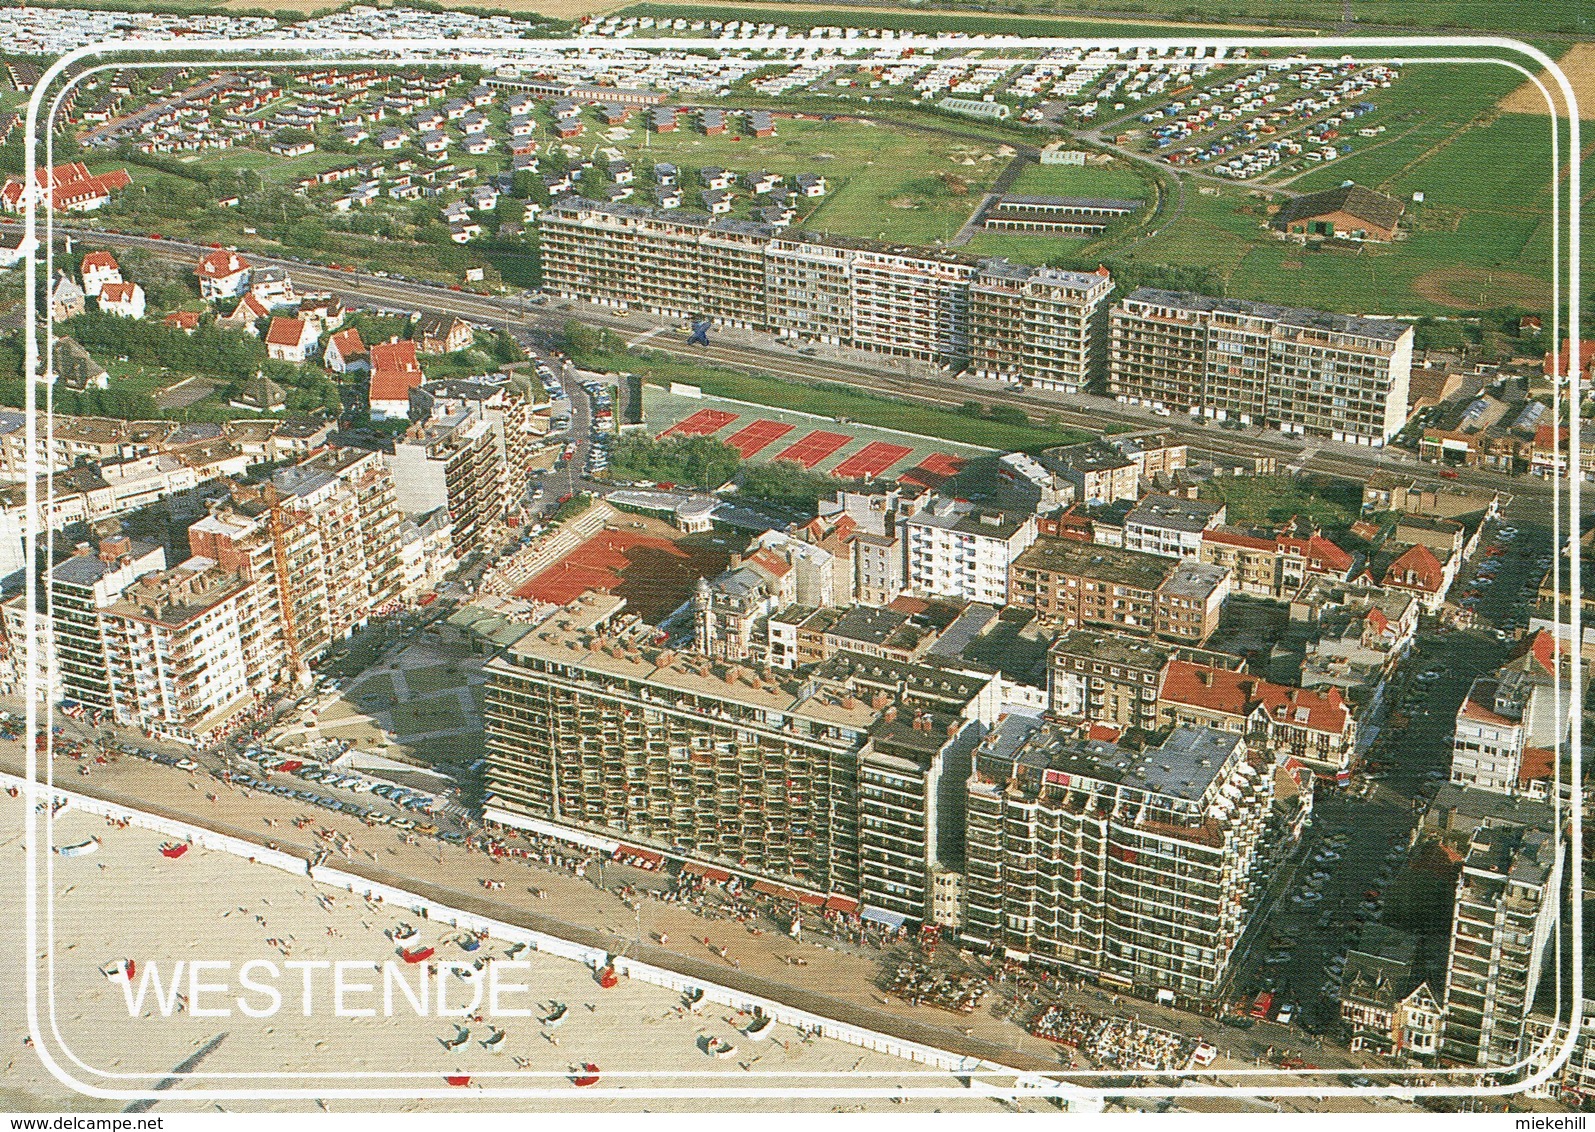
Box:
[19,31,1580,1102]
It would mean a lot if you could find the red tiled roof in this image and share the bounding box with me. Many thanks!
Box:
[163,310,199,330]
[80,250,118,272]
[1514,628,1562,677]
[1458,680,1513,727]
[1544,339,1595,378]
[1203,525,1274,552]
[368,339,422,403]
[1534,423,1570,451]
[1160,659,1350,734]
[746,547,793,579]
[197,248,250,278]
[1382,543,1445,593]
[1279,532,1354,574]
[232,293,269,321]
[98,281,134,304]
[1520,746,1555,785]
[326,326,366,360]
[264,316,309,347]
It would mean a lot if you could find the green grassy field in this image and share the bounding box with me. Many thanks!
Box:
[1198,472,1363,534]
[591,113,1009,245]
[1005,161,1150,200]
[586,346,1094,450]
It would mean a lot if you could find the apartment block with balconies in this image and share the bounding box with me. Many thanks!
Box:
[961,719,1285,1002]
[1109,289,1413,445]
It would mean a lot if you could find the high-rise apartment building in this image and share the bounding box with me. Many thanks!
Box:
[904,498,1037,605]
[1441,821,1562,1068]
[481,591,995,909]
[1109,289,1413,445]
[962,721,1288,1001]
[100,557,269,736]
[967,260,1113,393]
[390,401,510,557]
[41,537,167,714]
[540,200,1111,385]
[188,446,403,669]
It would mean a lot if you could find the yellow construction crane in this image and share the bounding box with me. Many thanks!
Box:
[263,482,311,688]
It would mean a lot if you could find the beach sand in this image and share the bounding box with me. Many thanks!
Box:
[3,803,1050,1113]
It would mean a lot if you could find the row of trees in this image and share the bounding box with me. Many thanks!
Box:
[608,434,848,511]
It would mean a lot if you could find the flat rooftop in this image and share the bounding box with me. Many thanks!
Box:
[1013,537,1172,592]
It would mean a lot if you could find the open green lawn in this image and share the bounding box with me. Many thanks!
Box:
[1198,472,1363,535]
[1083,111,1564,316]
[591,114,1009,246]
[1005,161,1149,200]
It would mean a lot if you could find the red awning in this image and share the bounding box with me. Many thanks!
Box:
[752,879,800,902]
[681,861,732,884]
[614,843,664,866]
[824,894,859,914]
[797,892,826,907]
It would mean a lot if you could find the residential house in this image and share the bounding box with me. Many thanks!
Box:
[96,281,145,319]
[264,316,317,363]
[414,313,473,355]
[78,250,122,298]
[50,272,85,321]
[324,326,368,374]
[368,338,423,420]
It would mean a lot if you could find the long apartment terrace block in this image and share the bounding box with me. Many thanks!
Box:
[1109,288,1413,445]
[539,199,1113,391]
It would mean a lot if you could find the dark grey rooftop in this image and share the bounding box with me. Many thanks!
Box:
[1126,493,1222,534]
[1123,287,1413,342]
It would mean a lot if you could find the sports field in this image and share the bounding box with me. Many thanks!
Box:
[516,521,732,618]
[642,384,993,484]
[724,418,794,457]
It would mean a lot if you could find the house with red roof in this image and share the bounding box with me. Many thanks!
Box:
[323,326,368,374]
[195,248,251,301]
[78,250,122,298]
[163,310,200,334]
[1157,659,1357,774]
[1448,627,1589,801]
[1377,542,1453,611]
[1,162,131,214]
[368,337,423,420]
[264,315,317,363]
[1200,521,1355,599]
[1544,339,1595,389]
[96,281,144,319]
[218,292,270,336]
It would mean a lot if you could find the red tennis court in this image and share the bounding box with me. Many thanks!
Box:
[833,441,913,479]
[662,408,739,438]
[725,418,794,458]
[515,529,731,622]
[899,452,968,487]
[774,430,851,469]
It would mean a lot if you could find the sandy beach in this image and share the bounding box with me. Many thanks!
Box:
[4,800,1059,1113]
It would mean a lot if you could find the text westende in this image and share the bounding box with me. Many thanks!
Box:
[112,958,551,1019]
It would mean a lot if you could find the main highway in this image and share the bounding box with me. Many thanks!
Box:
[12,221,1576,523]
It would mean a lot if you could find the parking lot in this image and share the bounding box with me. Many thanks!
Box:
[1225,516,1552,1045]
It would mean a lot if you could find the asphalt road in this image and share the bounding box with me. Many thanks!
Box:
[1223,515,1554,1042]
[9,221,1574,522]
